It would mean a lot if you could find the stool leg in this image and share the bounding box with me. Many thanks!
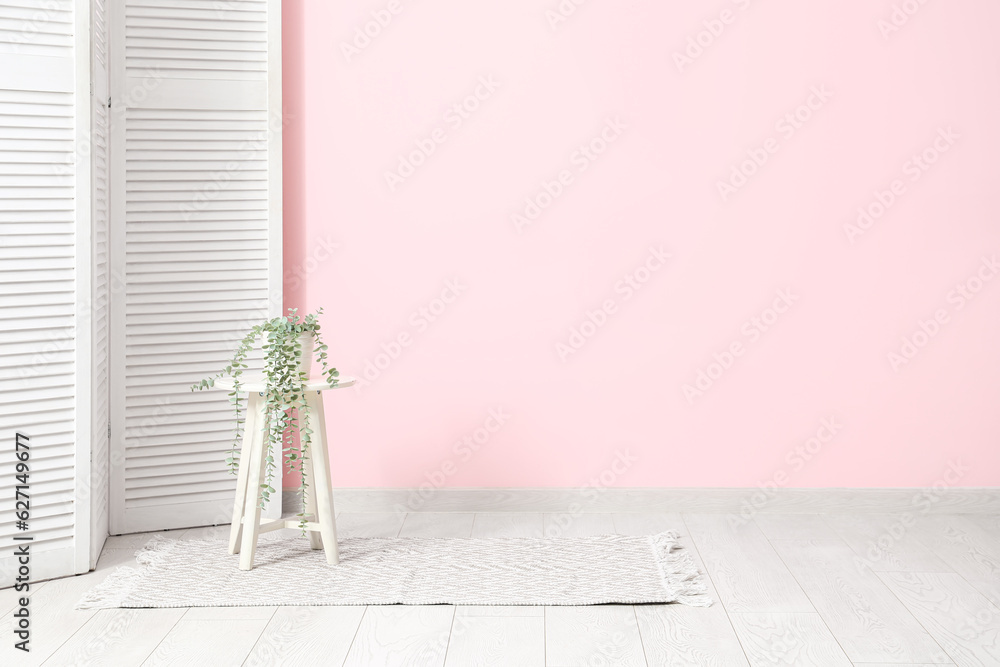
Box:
[239,404,269,571]
[229,393,261,555]
[306,391,339,565]
[303,451,323,550]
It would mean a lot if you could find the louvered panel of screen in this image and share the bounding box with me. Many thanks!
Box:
[122,108,271,516]
[125,0,267,82]
[0,0,79,585]
[110,0,280,533]
[0,0,74,57]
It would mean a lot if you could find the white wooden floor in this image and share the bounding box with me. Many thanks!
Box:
[3,512,999,666]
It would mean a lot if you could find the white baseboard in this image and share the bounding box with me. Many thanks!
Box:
[283,487,1000,515]
[0,544,79,589]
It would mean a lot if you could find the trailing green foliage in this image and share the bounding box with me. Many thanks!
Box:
[192,308,339,530]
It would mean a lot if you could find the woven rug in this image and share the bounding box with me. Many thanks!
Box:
[78,531,711,609]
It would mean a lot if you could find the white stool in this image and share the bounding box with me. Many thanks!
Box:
[215,376,356,571]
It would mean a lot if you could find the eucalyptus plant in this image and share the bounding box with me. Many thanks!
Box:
[192,308,339,529]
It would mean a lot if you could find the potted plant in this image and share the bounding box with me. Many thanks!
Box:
[192,308,339,528]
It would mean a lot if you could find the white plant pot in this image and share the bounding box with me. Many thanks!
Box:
[297,332,314,378]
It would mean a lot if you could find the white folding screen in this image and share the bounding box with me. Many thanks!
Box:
[0,0,280,582]
[109,0,283,534]
[0,0,95,585]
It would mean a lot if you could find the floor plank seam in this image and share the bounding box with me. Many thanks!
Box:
[140,607,186,666]
[679,514,754,667]
[440,605,458,667]
[543,606,547,667]
[879,573,961,666]
[37,604,97,666]
[631,605,650,667]
[762,528,855,664]
[340,605,368,667]
[239,606,279,666]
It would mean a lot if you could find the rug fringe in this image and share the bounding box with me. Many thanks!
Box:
[76,536,174,610]
[649,531,714,607]
[134,534,174,568]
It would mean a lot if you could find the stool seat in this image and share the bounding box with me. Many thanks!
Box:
[215,375,357,393]
[219,375,350,570]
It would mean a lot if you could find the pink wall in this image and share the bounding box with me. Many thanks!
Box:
[283,0,1000,489]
